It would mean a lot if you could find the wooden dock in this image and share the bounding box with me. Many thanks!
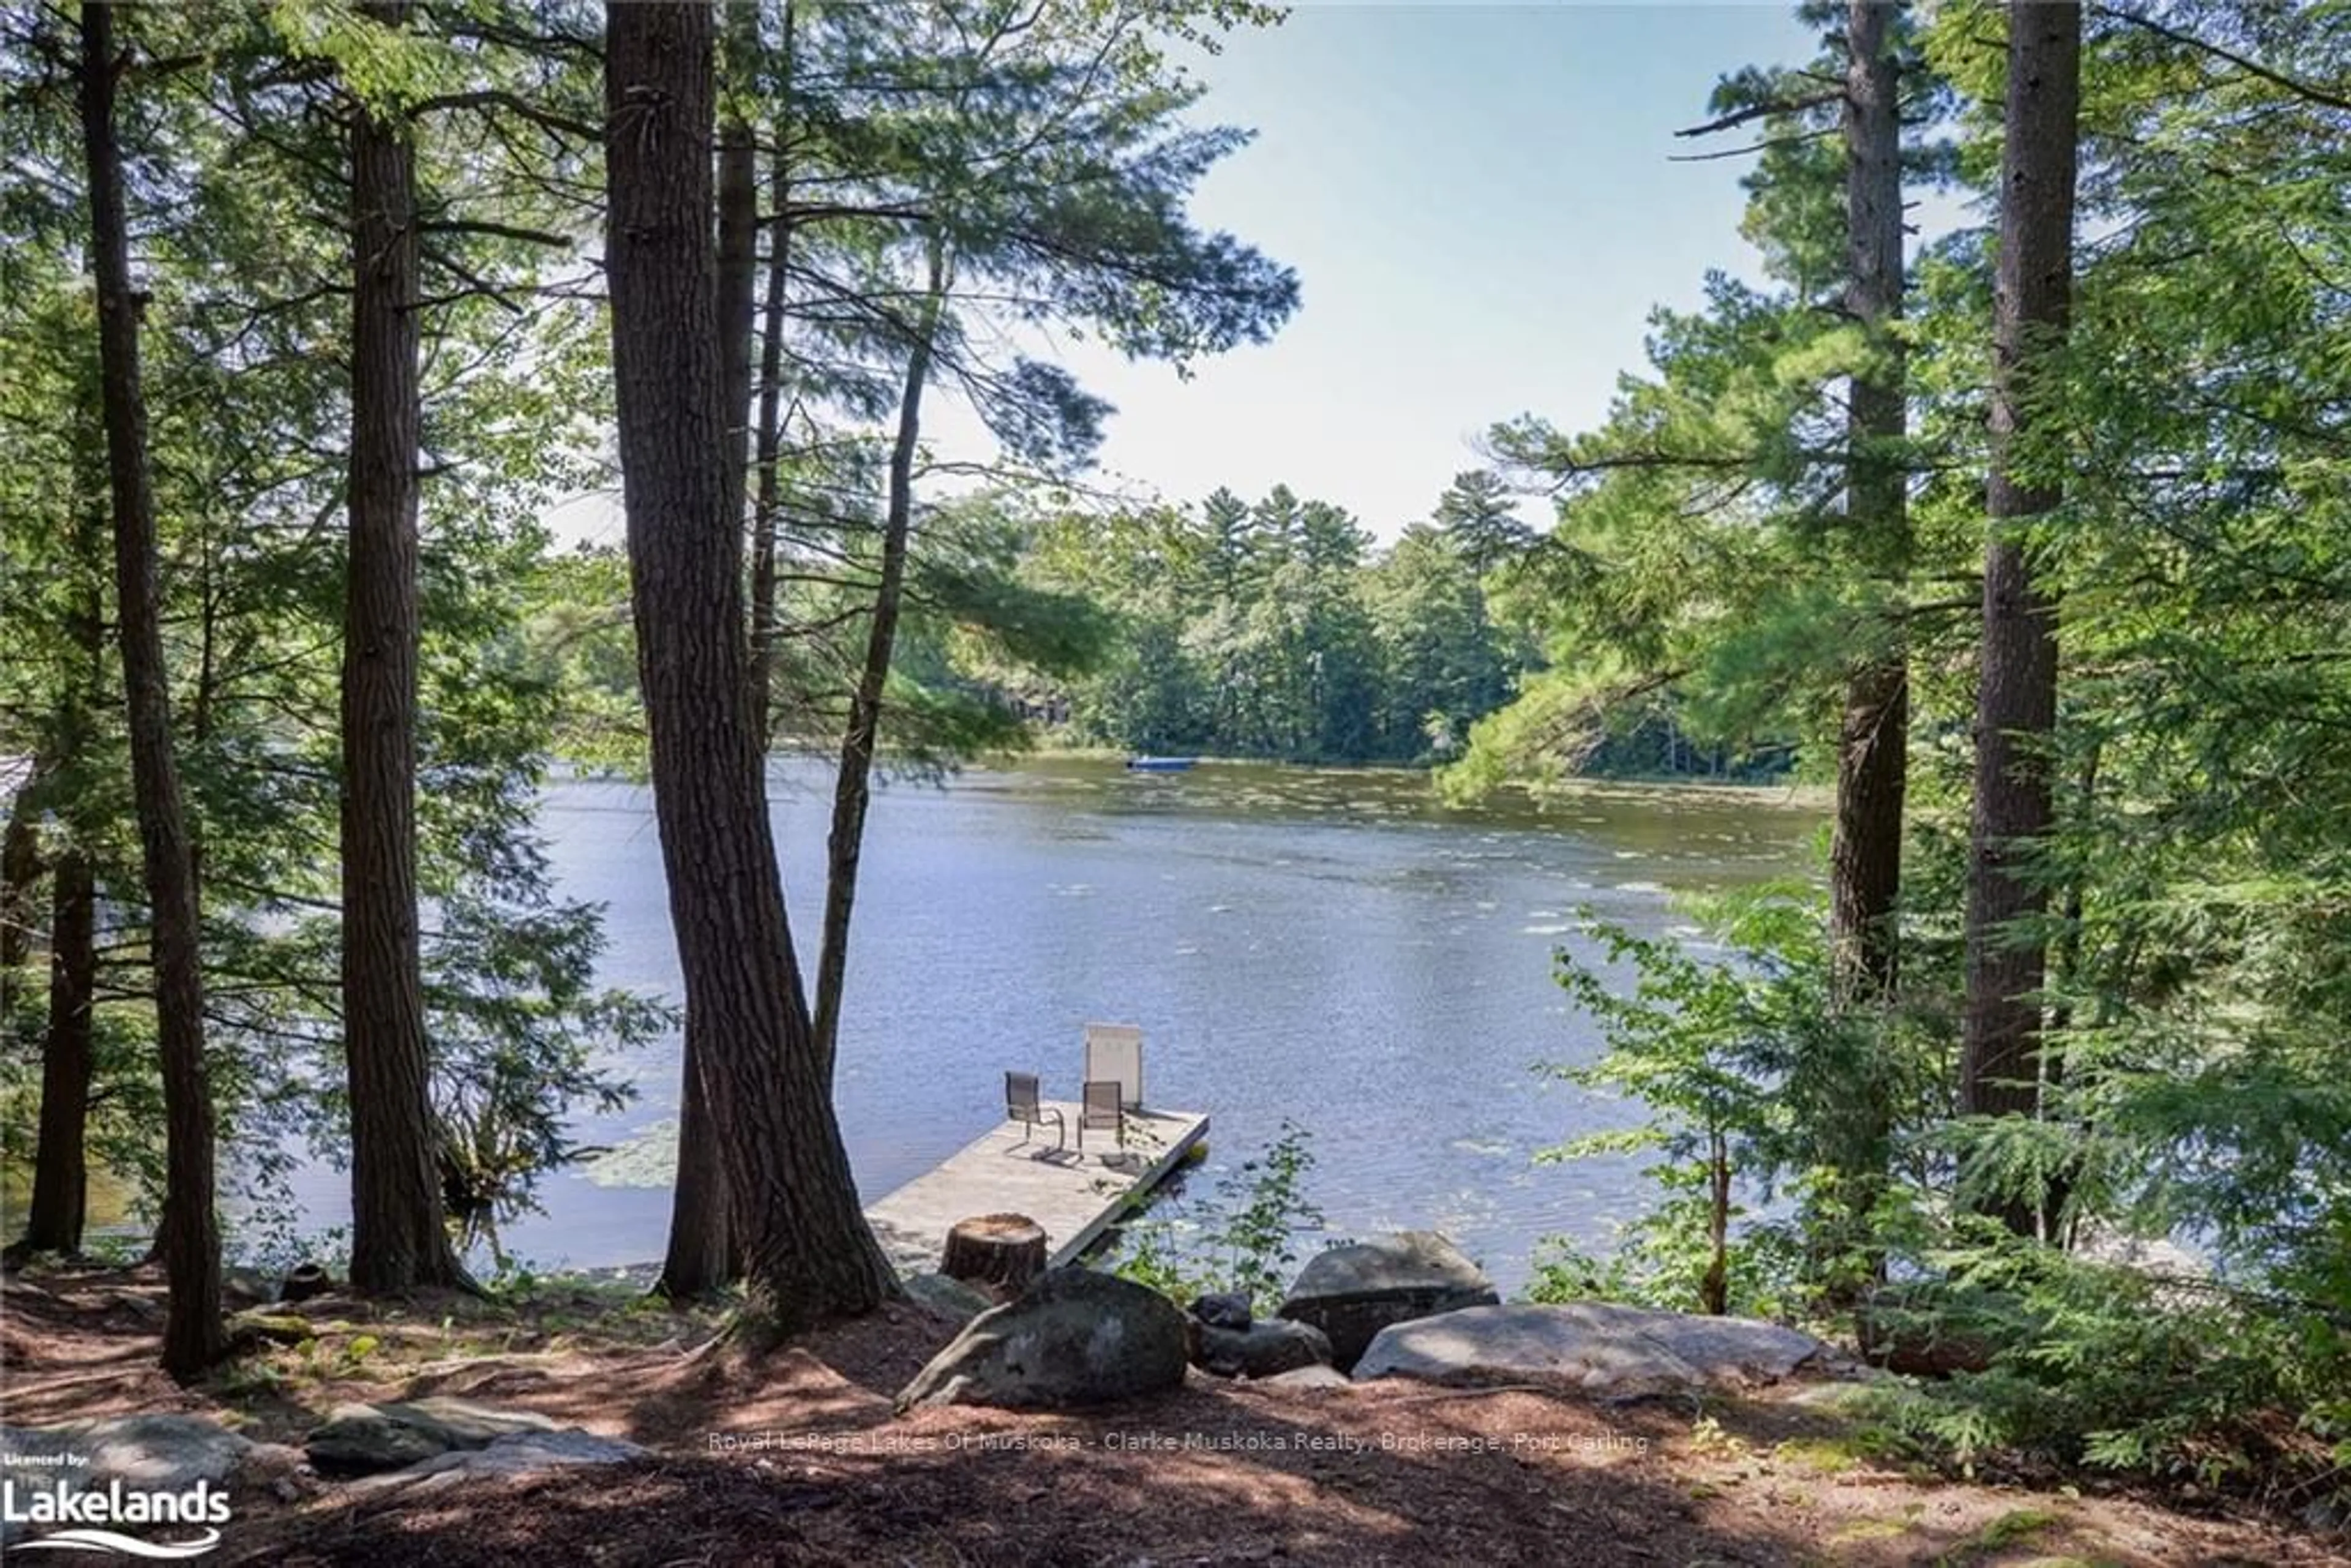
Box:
[864,1104,1210,1275]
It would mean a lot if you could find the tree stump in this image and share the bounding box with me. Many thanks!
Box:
[940,1214,1047,1299]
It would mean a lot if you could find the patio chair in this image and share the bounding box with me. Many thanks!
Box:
[1078,1078,1126,1154]
[1005,1071,1066,1152]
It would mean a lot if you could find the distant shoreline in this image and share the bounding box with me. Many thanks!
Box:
[544,748,1832,812]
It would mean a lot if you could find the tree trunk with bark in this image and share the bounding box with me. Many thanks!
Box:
[656,54,762,1304]
[656,1055,735,1299]
[1961,0,2082,1238]
[812,236,947,1081]
[748,143,790,735]
[79,0,227,1380]
[748,2,795,737]
[13,489,111,1262]
[1829,0,1911,1006]
[606,1,899,1332]
[343,0,468,1296]
[0,762,46,996]
[18,852,96,1257]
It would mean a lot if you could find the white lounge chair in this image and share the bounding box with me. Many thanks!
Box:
[1082,1022,1145,1111]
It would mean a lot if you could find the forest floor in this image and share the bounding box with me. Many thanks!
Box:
[2,1261,2342,1568]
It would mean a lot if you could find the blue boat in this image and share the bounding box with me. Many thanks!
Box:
[1125,756,1198,773]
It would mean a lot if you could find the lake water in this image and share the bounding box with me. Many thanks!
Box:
[463,752,1834,1297]
[288,759,1825,1294]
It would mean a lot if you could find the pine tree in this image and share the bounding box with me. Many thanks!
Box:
[1959,0,2082,1238]
[605,0,899,1330]
[78,0,227,1378]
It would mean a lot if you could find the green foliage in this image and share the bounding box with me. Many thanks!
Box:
[1476,0,2351,1508]
[1112,1120,1325,1313]
[0,0,641,1257]
[1548,895,2351,1492]
[1525,1202,1811,1322]
[1531,888,1944,1320]
[992,480,1540,767]
[1856,1239,2341,1491]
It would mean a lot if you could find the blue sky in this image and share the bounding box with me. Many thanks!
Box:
[551,4,1823,547]
[928,2,1821,538]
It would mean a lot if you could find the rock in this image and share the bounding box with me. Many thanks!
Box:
[1276,1232,1498,1371]
[280,1263,333,1303]
[1191,1318,1333,1379]
[1,1414,291,1548]
[306,1407,447,1476]
[895,1266,1190,1411]
[1352,1302,1842,1398]
[230,1310,316,1346]
[222,1266,277,1307]
[1258,1364,1354,1391]
[2,1413,255,1490]
[904,1270,997,1321]
[352,1430,646,1495]
[306,1398,560,1477]
[1190,1292,1253,1331]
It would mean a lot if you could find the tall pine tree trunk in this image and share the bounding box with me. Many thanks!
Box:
[0,762,45,997]
[80,0,227,1379]
[1821,0,1911,1300]
[656,54,762,1303]
[344,0,468,1294]
[13,486,110,1261]
[607,1,898,1332]
[20,851,96,1256]
[748,1,795,737]
[1962,0,2082,1239]
[812,236,947,1079]
[749,140,790,735]
[1829,0,1910,1005]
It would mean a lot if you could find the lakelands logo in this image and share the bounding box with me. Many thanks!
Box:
[1,1462,230,1559]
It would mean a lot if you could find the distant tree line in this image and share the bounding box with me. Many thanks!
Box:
[952,473,1791,776]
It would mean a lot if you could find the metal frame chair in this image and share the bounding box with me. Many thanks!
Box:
[1078,1078,1125,1153]
[1004,1071,1066,1152]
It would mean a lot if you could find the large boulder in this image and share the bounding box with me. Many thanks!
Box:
[1191,1318,1333,1380]
[1,1414,299,1548]
[896,1266,1190,1411]
[1189,1292,1253,1331]
[1276,1232,1498,1371]
[1352,1302,1843,1398]
[306,1397,560,1477]
[1259,1364,1354,1392]
[351,1430,647,1495]
[904,1270,997,1322]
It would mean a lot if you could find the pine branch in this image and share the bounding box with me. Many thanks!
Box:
[1676,90,1842,140]
[1670,126,1838,164]
[411,89,601,142]
[2096,6,2351,113]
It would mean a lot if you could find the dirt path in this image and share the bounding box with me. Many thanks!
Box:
[3,1264,2339,1567]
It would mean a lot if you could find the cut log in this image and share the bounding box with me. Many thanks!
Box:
[940,1214,1047,1299]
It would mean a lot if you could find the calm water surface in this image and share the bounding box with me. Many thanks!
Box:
[256,759,1822,1293]
[468,759,1826,1294]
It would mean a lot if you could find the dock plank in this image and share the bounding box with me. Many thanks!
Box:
[864,1105,1209,1275]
